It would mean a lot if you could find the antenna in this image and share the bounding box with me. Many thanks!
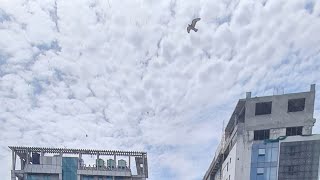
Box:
[222,120,225,141]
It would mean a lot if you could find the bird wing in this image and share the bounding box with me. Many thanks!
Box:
[191,18,201,26]
[187,26,191,33]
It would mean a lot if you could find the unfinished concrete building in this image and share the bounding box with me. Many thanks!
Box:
[9,146,148,180]
[203,84,319,180]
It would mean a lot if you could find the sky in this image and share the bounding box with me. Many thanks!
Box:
[0,0,320,179]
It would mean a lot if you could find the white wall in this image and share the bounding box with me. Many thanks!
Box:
[221,142,237,180]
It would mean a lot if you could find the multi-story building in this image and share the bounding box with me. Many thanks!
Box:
[203,84,319,180]
[9,146,148,180]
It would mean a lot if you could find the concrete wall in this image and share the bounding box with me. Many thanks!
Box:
[234,133,252,180]
[26,174,59,180]
[41,156,62,166]
[24,164,62,174]
[222,142,237,180]
[245,91,315,131]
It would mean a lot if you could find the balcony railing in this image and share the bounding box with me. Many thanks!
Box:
[79,165,131,171]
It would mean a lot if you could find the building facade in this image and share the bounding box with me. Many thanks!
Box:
[9,146,148,180]
[203,84,318,180]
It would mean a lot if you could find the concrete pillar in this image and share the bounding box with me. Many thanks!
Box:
[97,153,99,170]
[114,153,116,169]
[59,173,62,180]
[128,155,131,169]
[12,151,16,170]
[78,153,82,169]
[246,92,251,99]
[26,151,29,165]
[142,154,145,175]
[20,158,23,170]
[311,84,316,92]
[11,170,16,180]
[113,152,116,180]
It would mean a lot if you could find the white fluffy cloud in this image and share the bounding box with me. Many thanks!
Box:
[0,0,320,179]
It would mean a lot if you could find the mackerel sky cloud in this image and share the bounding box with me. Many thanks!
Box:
[0,0,320,179]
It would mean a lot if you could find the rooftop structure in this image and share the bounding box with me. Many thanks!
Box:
[10,146,148,180]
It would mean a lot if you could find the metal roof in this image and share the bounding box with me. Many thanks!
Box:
[9,146,146,156]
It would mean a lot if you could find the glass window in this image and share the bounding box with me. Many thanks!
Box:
[286,126,303,136]
[254,129,270,140]
[255,102,272,115]
[257,168,264,175]
[288,98,305,112]
[258,148,266,156]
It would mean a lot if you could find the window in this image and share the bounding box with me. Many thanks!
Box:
[288,98,305,112]
[227,162,228,171]
[257,168,264,175]
[258,148,266,156]
[254,129,270,140]
[286,126,303,136]
[255,102,272,115]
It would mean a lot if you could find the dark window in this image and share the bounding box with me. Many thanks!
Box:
[227,162,228,171]
[286,126,303,136]
[254,129,270,140]
[31,153,40,164]
[255,102,272,115]
[288,98,305,112]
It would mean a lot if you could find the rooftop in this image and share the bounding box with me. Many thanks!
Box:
[9,146,146,157]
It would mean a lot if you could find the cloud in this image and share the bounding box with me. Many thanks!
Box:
[0,0,320,179]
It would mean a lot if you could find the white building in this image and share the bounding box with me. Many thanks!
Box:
[203,84,319,180]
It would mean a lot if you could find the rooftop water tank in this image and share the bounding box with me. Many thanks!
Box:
[118,159,127,169]
[96,158,105,168]
[107,159,115,168]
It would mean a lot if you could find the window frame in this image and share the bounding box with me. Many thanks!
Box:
[258,148,266,156]
[286,126,303,136]
[257,167,264,175]
[287,98,306,112]
[255,101,272,116]
[254,129,270,140]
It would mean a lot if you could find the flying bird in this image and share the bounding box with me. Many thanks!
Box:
[187,18,201,33]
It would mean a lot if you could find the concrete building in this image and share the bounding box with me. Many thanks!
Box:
[203,84,319,180]
[9,146,148,180]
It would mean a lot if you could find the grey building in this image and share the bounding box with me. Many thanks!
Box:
[9,146,148,180]
[203,84,319,180]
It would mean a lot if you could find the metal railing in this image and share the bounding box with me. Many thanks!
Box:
[79,165,130,171]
